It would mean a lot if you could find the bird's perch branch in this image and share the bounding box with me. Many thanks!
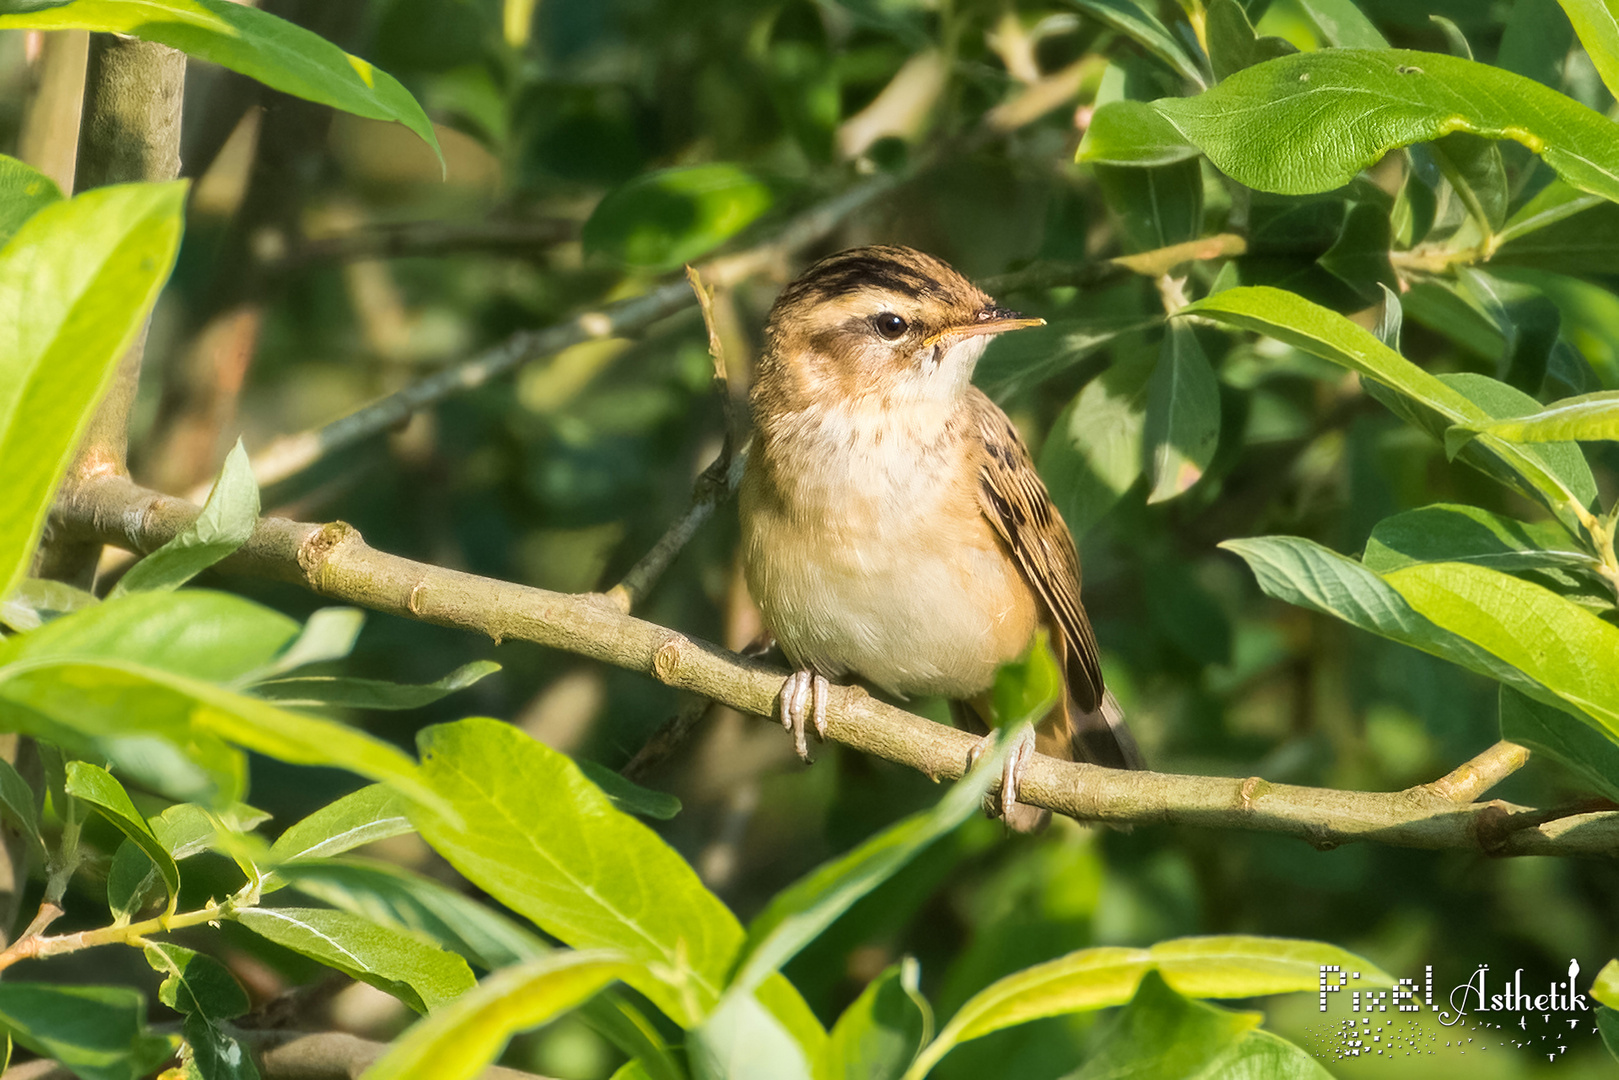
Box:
[49,475,1619,859]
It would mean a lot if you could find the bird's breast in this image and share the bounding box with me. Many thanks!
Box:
[740,401,1038,698]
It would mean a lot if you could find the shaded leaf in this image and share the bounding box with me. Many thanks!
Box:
[0,153,62,246]
[275,858,548,971]
[0,0,441,165]
[1070,0,1205,86]
[184,1012,260,1080]
[237,906,475,1014]
[0,181,184,599]
[0,754,43,857]
[1362,504,1602,576]
[1144,323,1220,502]
[0,576,97,632]
[144,943,250,1022]
[583,164,772,271]
[1296,0,1388,48]
[253,659,500,710]
[1068,971,1259,1080]
[1040,353,1153,539]
[1499,685,1619,801]
[0,984,171,1080]
[66,761,181,917]
[111,440,258,597]
[576,759,682,820]
[1205,0,1296,82]
[820,959,932,1080]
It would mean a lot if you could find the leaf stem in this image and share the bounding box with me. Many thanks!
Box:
[0,891,243,973]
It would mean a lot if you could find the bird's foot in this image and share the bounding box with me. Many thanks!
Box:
[967,724,1038,822]
[780,670,830,763]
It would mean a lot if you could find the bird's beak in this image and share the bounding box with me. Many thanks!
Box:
[923,307,1046,347]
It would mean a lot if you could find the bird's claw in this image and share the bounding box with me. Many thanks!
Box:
[968,724,1038,821]
[780,670,830,763]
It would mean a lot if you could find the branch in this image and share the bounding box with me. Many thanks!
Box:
[262,217,578,272]
[49,475,1619,858]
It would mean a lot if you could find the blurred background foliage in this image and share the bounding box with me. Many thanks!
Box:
[7,0,1619,1075]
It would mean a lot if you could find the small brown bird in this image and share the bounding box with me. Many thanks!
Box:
[739,245,1143,828]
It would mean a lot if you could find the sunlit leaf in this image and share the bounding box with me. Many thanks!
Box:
[110,439,258,597]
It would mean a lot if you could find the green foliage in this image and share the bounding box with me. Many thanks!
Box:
[0,985,171,1080]
[110,440,258,598]
[583,165,775,271]
[0,154,61,246]
[0,0,442,165]
[0,181,184,599]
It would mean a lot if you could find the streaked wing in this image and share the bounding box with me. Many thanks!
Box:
[966,389,1103,713]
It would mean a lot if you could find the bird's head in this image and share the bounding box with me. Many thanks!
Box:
[756,245,1043,413]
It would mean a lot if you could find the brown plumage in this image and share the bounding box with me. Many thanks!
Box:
[740,245,1143,827]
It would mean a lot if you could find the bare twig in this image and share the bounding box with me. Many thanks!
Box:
[622,696,717,782]
[604,267,747,614]
[16,30,88,194]
[49,475,1619,858]
[263,217,577,272]
[1419,740,1532,803]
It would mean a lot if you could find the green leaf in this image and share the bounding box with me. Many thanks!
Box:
[1431,372,1599,513]
[1069,971,1260,1080]
[406,717,742,1026]
[1205,0,1296,82]
[0,0,441,167]
[1429,132,1507,236]
[1181,286,1597,535]
[691,992,813,1080]
[0,754,43,857]
[360,951,637,1080]
[1597,1004,1619,1061]
[1069,0,1206,87]
[728,729,1013,999]
[249,607,366,681]
[0,180,184,600]
[274,858,548,971]
[1499,686,1619,801]
[1078,99,1202,167]
[184,1012,261,1080]
[576,759,682,820]
[111,440,258,597]
[0,154,62,247]
[1218,536,1555,700]
[109,802,265,921]
[1451,269,1562,394]
[1078,50,1619,205]
[1362,504,1602,576]
[0,576,97,632]
[1594,959,1619,1008]
[0,656,433,808]
[66,760,181,918]
[0,984,172,1080]
[1500,0,1575,88]
[989,631,1065,730]
[975,315,1158,395]
[582,164,773,271]
[1558,0,1619,102]
[908,936,1384,1079]
[1095,160,1205,254]
[1498,179,1606,249]
[254,659,502,710]
[1040,353,1153,539]
[1144,323,1220,503]
[1296,0,1388,48]
[1447,389,1619,447]
[1429,15,1474,61]
[268,784,414,865]
[819,959,931,1080]
[1383,561,1619,738]
[1318,201,1398,301]
[144,942,250,1022]
[0,589,298,683]
[236,906,475,1014]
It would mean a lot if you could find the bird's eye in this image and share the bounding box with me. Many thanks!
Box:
[872,312,909,340]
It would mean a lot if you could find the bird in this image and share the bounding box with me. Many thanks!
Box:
[738,244,1143,829]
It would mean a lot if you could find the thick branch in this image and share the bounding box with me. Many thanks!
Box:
[50,475,1619,859]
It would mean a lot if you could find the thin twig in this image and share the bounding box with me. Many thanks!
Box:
[622,696,717,782]
[262,217,577,272]
[49,475,1619,858]
[1419,740,1531,803]
[604,266,746,614]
